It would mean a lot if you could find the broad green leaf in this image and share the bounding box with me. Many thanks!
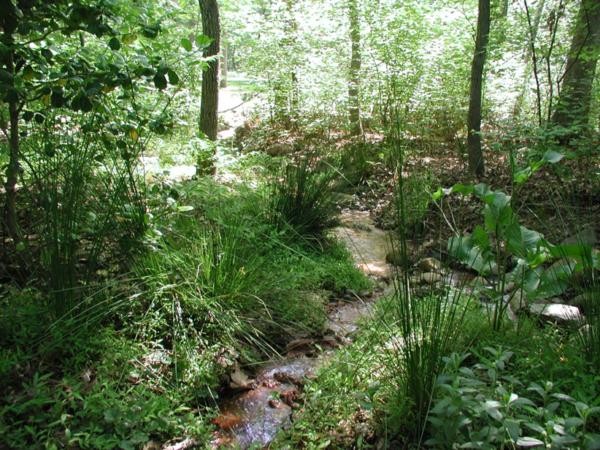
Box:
[585,433,600,449]
[195,34,213,47]
[483,191,513,232]
[181,38,192,52]
[516,437,545,447]
[504,418,520,443]
[448,229,496,275]
[153,73,167,90]
[564,417,583,429]
[544,150,564,163]
[122,33,137,45]
[524,422,546,434]
[167,69,179,85]
[109,37,121,50]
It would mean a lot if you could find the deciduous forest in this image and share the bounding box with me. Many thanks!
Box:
[1,0,600,448]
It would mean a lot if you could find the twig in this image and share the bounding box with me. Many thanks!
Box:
[218,92,261,113]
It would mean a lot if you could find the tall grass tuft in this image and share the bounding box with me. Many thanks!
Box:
[269,156,341,238]
[381,131,475,438]
[134,212,274,375]
[22,112,146,322]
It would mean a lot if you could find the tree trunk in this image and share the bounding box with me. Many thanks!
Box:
[220,41,228,89]
[513,0,546,120]
[348,0,363,136]
[1,2,22,244]
[467,0,491,178]
[198,0,220,142]
[552,0,600,133]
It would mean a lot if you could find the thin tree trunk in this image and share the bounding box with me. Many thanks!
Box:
[552,0,600,132]
[1,3,22,243]
[220,40,228,89]
[348,0,363,136]
[198,0,220,142]
[467,0,491,178]
[513,0,546,120]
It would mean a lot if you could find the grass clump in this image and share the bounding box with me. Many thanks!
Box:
[269,156,342,238]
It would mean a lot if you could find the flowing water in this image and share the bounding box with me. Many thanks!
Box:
[211,210,393,449]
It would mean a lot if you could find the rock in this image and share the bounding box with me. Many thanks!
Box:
[502,281,515,293]
[561,229,596,247]
[266,143,294,157]
[529,302,583,328]
[471,276,488,286]
[410,276,423,286]
[509,290,527,313]
[569,291,600,313]
[386,249,407,266]
[420,257,443,273]
[421,273,442,284]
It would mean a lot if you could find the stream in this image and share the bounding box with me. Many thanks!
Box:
[210,210,393,449]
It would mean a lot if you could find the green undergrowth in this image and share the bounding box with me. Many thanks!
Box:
[279,294,600,449]
[0,166,370,449]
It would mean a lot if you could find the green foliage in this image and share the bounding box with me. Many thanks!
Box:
[269,157,342,238]
[0,360,211,450]
[427,348,600,449]
[434,182,599,330]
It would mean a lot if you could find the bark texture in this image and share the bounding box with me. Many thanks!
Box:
[467,0,491,178]
[552,0,600,130]
[348,0,363,136]
[1,0,22,243]
[198,0,220,141]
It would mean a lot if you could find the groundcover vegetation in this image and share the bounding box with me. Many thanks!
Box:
[2,0,600,449]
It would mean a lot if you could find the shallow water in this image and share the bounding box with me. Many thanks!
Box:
[211,210,385,449]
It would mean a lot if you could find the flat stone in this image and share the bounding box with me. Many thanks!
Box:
[503,281,515,293]
[529,302,583,328]
[410,276,423,286]
[386,248,407,266]
[508,290,527,313]
[266,143,294,157]
[420,257,443,273]
[421,273,442,284]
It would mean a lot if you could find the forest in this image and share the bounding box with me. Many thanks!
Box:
[1,0,600,448]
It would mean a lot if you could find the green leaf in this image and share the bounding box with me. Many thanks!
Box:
[109,37,121,50]
[448,227,496,275]
[505,223,543,258]
[141,24,161,39]
[195,34,213,47]
[16,242,26,251]
[153,73,167,90]
[504,419,520,443]
[483,191,513,232]
[524,422,546,434]
[71,93,93,112]
[564,417,584,429]
[516,437,545,447]
[181,38,192,52]
[167,69,179,85]
[544,150,564,163]
[585,433,600,450]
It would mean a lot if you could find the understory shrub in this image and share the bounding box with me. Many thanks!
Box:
[427,348,600,449]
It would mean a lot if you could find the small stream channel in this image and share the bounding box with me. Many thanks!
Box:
[210,210,393,448]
